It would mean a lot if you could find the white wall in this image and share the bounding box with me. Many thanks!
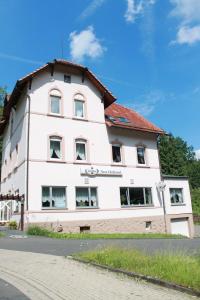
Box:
[163,178,192,215]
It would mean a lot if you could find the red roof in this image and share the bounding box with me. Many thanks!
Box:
[105,103,164,134]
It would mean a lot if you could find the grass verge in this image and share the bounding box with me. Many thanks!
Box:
[0,232,5,237]
[27,225,184,239]
[74,247,200,292]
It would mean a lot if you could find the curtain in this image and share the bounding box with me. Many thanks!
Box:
[50,140,61,159]
[76,188,89,207]
[137,147,145,164]
[52,187,65,208]
[42,187,50,207]
[76,143,86,160]
[75,100,84,117]
[145,188,152,205]
[170,189,183,204]
[51,96,60,114]
[112,146,121,162]
[90,188,97,207]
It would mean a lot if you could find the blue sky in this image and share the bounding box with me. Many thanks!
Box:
[0,0,200,152]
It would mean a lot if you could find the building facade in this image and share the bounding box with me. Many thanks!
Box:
[0,60,194,237]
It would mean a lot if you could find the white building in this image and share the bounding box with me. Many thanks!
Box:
[0,59,194,237]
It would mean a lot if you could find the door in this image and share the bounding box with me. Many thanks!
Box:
[170,218,189,237]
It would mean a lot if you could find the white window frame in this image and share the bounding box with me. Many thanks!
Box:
[120,187,153,207]
[75,139,87,162]
[112,144,122,164]
[74,93,86,119]
[137,146,146,165]
[49,136,63,161]
[75,187,98,209]
[41,186,67,209]
[170,188,184,205]
[49,89,62,116]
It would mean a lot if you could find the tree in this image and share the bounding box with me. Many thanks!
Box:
[158,133,195,177]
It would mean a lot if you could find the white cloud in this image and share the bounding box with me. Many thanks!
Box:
[124,0,156,23]
[79,0,106,19]
[69,26,106,62]
[170,0,200,45]
[170,0,200,24]
[125,90,166,116]
[195,149,200,160]
[175,25,200,45]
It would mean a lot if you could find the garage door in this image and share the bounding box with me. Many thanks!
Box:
[170,218,189,237]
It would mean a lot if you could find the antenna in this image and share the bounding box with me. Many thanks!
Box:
[61,38,64,59]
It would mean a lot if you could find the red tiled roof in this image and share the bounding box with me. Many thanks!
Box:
[105,103,164,134]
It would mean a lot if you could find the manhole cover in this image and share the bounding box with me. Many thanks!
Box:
[9,235,28,239]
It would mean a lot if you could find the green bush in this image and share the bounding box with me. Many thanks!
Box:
[8,220,17,230]
[27,225,51,236]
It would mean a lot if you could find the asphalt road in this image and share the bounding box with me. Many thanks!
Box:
[0,278,28,300]
[0,228,200,256]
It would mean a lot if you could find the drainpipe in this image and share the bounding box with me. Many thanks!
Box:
[156,134,167,233]
[26,95,31,212]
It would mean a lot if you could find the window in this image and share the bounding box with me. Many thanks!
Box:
[74,94,85,118]
[75,139,86,161]
[120,187,153,206]
[117,117,130,123]
[137,147,145,165]
[49,136,62,160]
[64,75,71,83]
[170,188,184,205]
[42,186,66,209]
[49,89,61,115]
[112,145,122,163]
[76,187,98,208]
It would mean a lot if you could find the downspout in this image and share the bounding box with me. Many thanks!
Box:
[26,94,31,211]
[156,134,167,233]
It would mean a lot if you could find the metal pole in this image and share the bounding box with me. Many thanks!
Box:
[20,199,24,231]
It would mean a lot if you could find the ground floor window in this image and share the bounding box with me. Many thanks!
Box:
[42,186,66,209]
[120,187,153,206]
[76,187,98,208]
[170,188,184,205]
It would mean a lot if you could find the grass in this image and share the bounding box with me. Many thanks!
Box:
[0,232,5,237]
[75,247,200,292]
[27,225,184,239]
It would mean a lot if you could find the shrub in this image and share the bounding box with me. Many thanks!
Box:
[8,220,17,230]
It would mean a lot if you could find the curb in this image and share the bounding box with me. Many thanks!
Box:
[69,256,200,298]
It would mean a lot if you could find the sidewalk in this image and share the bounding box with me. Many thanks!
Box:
[0,249,196,300]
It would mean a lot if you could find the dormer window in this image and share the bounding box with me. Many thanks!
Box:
[49,89,62,115]
[137,146,145,165]
[49,136,62,160]
[74,94,85,118]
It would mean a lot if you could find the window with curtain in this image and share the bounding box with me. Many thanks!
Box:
[50,89,61,115]
[170,188,184,205]
[112,145,122,163]
[137,147,145,164]
[74,93,85,118]
[42,186,66,209]
[120,187,153,206]
[75,139,86,161]
[75,100,84,118]
[50,96,61,114]
[76,187,98,208]
[50,136,62,160]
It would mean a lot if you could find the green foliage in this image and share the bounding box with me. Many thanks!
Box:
[191,189,200,216]
[158,134,195,177]
[8,220,17,230]
[76,247,200,291]
[27,225,183,239]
